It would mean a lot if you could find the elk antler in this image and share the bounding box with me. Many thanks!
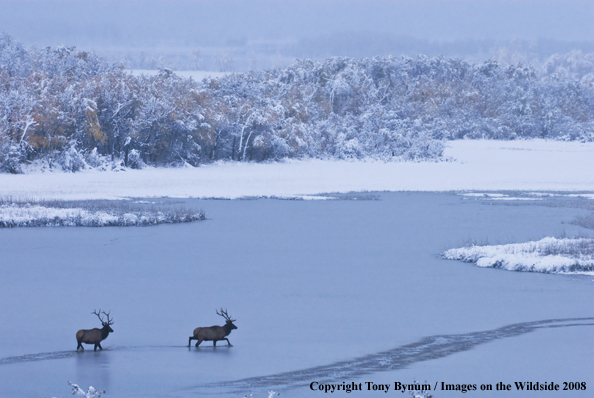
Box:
[92,309,114,325]
[92,309,105,324]
[216,308,236,322]
[102,310,114,325]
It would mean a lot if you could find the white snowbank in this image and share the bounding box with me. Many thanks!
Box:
[567,193,594,199]
[0,204,205,227]
[460,193,541,200]
[442,237,594,275]
[0,140,592,200]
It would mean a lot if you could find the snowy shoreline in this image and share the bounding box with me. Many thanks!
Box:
[442,237,594,275]
[0,140,592,200]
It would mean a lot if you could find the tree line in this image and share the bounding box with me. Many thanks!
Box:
[1,33,592,173]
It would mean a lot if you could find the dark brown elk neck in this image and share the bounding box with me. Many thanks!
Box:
[101,325,112,339]
[223,323,234,336]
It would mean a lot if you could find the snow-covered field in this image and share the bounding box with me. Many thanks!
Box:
[442,237,594,274]
[0,140,592,200]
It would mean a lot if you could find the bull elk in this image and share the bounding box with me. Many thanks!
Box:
[189,309,237,347]
[76,310,114,351]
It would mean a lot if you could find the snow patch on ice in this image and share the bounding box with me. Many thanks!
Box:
[567,193,594,199]
[442,237,594,275]
[525,192,562,197]
[486,197,541,201]
[0,204,205,227]
[460,192,542,200]
[461,193,507,197]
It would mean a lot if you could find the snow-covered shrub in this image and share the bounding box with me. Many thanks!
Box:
[403,134,445,161]
[67,381,103,398]
[57,145,87,172]
[126,148,144,169]
[0,144,24,174]
[335,135,362,159]
[85,147,106,168]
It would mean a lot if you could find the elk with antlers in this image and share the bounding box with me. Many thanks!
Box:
[189,309,237,347]
[76,310,114,351]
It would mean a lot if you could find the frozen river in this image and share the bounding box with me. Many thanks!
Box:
[0,192,592,397]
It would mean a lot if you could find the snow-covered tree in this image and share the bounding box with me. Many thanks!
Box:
[1,33,593,172]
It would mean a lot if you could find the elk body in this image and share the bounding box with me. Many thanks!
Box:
[76,310,114,351]
[189,309,237,347]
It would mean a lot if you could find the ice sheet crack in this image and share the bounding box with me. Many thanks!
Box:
[193,317,594,394]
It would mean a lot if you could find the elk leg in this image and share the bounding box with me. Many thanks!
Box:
[188,336,194,347]
[195,338,203,347]
[77,342,83,350]
[213,340,217,347]
[224,338,233,347]
[97,343,103,350]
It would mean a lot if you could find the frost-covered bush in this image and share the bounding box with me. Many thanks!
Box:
[125,148,143,169]
[85,147,110,169]
[0,143,24,174]
[1,33,593,172]
[67,381,103,398]
[57,145,87,172]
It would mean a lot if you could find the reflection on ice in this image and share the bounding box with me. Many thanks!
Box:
[76,351,111,393]
[0,350,77,365]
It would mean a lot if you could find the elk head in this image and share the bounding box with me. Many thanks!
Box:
[216,308,237,331]
[93,309,114,333]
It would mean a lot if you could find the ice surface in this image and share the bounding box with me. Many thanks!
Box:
[0,193,592,397]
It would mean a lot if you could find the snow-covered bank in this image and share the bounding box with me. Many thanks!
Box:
[0,203,205,227]
[442,237,594,275]
[0,140,592,200]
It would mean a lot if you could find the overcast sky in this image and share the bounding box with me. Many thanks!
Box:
[1,0,592,48]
